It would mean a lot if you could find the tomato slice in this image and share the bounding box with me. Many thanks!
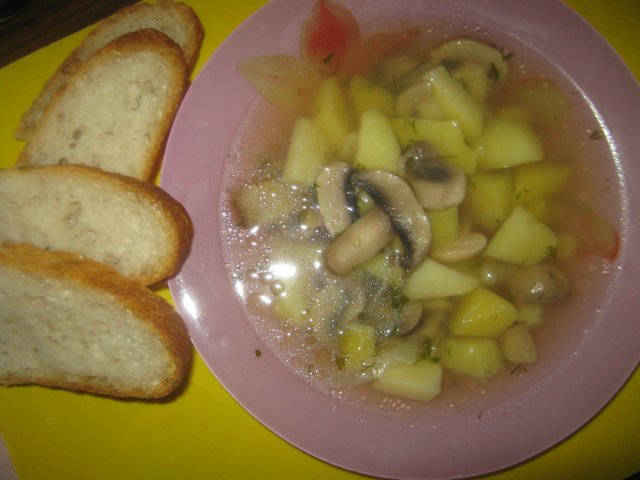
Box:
[301,0,361,74]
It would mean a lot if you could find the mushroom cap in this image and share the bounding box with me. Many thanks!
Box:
[403,142,467,210]
[350,169,431,271]
[316,161,357,237]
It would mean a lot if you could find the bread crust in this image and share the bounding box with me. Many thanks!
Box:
[0,164,194,285]
[15,0,203,140]
[17,29,188,182]
[0,242,192,398]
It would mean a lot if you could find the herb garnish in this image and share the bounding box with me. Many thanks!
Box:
[590,129,604,140]
[488,62,500,83]
[408,118,418,135]
[323,52,335,65]
[510,364,528,376]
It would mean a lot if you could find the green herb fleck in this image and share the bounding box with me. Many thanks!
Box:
[501,49,514,61]
[457,76,469,93]
[590,129,604,140]
[391,74,399,94]
[488,62,501,83]
[510,364,528,376]
[390,288,409,313]
[408,118,418,135]
[361,361,376,372]
[515,188,531,200]
[546,245,558,259]
[323,52,335,65]
[420,337,440,362]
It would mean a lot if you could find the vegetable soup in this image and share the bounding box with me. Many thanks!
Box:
[220,0,620,411]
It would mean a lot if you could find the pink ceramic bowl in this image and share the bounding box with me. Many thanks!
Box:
[162,1,640,478]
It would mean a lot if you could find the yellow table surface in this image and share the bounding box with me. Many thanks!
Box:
[0,1,638,479]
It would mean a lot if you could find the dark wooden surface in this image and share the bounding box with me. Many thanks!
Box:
[0,0,138,68]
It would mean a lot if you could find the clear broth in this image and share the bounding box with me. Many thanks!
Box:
[219,17,622,418]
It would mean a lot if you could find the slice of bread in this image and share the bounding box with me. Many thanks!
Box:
[0,165,193,286]
[17,29,188,181]
[15,0,203,140]
[0,243,191,399]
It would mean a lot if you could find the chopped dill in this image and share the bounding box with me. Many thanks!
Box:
[488,62,501,83]
[323,52,335,65]
[510,364,528,376]
[408,118,418,135]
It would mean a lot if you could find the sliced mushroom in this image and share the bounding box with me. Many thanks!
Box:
[431,232,487,263]
[393,60,434,92]
[509,264,572,304]
[350,169,431,271]
[395,79,444,120]
[307,276,366,345]
[403,142,466,210]
[429,38,509,85]
[325,207,395,276]
[315,161,356,237]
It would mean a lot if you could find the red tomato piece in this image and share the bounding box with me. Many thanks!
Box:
[301,0,361,74]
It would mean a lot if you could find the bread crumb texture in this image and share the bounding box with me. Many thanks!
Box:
[0,243,191,398]
[15,0,203,141]
[18,29,188,181]
[0,165,194,285]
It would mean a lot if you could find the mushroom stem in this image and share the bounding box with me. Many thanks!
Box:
[431,232,487,263]
[350,169,431,270]
[325,207,395,276]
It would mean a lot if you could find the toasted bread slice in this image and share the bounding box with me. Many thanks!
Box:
[17,29,187,181]
[16,0,203,140]
[0,243,191,399]
[0,165,193,285]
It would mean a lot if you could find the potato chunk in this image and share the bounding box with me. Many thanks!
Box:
[500,323,538,363]
[484,205,559,266]
[354,109,402,174]
[476,117,543,169]
[449,287,519,338]
[440,336,505,379]
[404,258,479,300]
[374,360,443,402]
[282,118,330,185]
